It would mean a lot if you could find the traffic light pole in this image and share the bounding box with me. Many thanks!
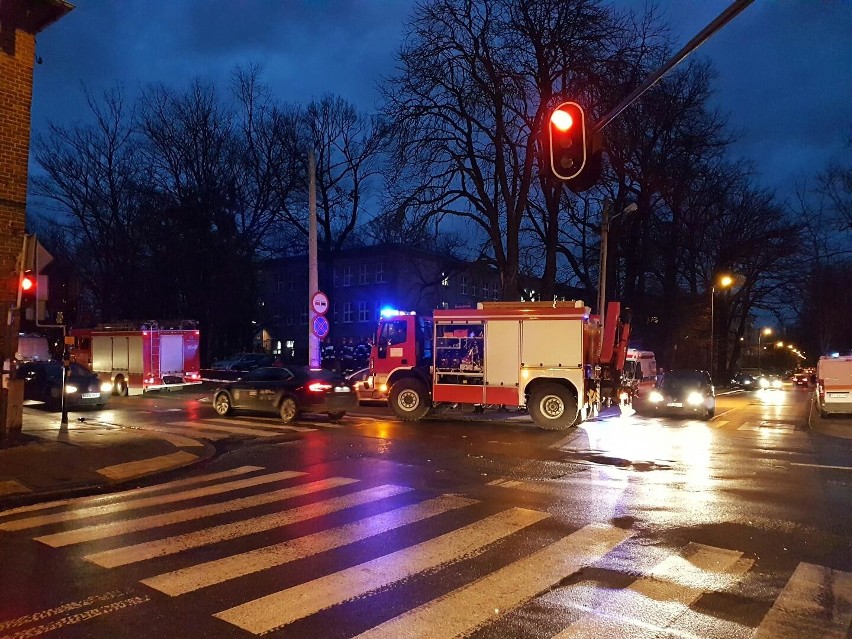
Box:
[593,0,754,134]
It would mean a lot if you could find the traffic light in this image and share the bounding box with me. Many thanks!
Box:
[21,271,35,294]
[548,101,587,181]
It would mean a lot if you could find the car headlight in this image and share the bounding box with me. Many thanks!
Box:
[101,382,113,392]
[772,379,782,388]
[687,391,704,406]
[759,378,769,388]
[744,379,752,385]
[65,384,78,394]
[649,390,664,403]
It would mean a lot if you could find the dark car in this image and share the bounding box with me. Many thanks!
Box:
[211,352,274,371]
[17,360,111,410]
[212,366,357,423]
[731,370,761,389]
[792,369,815,387]
[647,369,715,419]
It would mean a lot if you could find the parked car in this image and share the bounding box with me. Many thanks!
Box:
[346,368,388,405]
[212,365,357,423]
[647,370,715,419]
[211,353,273,371]
[16,360,112,410]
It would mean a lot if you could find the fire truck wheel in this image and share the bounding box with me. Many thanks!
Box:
[114,377,128,397]
[214,392,233,416]
[389,378,430,421]
[529,383,578,430]
[279,396,299,423]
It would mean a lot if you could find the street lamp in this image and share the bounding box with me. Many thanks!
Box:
[597,200,638,328]
[758,327,773,369]
[710,274,735,379]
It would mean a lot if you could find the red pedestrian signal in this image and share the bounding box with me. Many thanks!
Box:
[21,271,35,293]
[548,102,587,181]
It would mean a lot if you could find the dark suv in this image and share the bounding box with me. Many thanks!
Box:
[647,370,715,419]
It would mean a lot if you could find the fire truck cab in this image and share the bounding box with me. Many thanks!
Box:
[371,300,630,430]
[70,320,202,396]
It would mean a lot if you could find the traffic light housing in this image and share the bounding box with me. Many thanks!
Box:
[548,101,587,181]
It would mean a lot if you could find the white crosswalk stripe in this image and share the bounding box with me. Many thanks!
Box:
[752,563,852,639]
[167,420,291,437]
[204,417,318,432]
[214,506,550,634]
[0,469,303,531]
[356,523,631,639]
[142,493,477,596]
[37,477,359,548]
[85,483,408,568]
[550,542,753,638]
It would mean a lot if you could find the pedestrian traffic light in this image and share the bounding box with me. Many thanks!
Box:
[548,101,587,181]
[21,270,35,294]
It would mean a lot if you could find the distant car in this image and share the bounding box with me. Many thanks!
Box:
[17,360,112,410]
[792,369,815,387]
[211,353,273,371]
[647,370,715,419]
[346,368,388,405]
[758,373,784,390]
[731,371,760,389]
[212,365,357,423]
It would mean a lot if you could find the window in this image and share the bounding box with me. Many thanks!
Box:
[379,320,407,346]
[359,264,368,284]
[375,262,385,283]
[333,269,340,287]
[343,302,353,323]
[470,280,477,298]
[460,275,469,296]
[358,301,369,322]
[343,265,352,287]
[275,275,285,293]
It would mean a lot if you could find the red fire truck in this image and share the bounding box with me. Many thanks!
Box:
[69,320,202,396]
[371,300,631,430]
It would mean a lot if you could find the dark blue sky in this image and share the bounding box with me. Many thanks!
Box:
[30,0,851,200]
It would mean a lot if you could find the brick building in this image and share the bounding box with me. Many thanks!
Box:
[0,0,72,444]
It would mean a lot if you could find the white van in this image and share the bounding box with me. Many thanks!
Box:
[816,355,852,417]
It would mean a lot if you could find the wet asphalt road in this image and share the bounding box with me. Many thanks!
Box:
[1,385,850,638]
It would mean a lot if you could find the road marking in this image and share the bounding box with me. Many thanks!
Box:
[206,418,316,433]
[711,420,729,429]
[85,483,407,568]
[0,466,261,519]
[97,451,199,481]
[356,523,632,639]
[0,469,304,531]
[790,463,852,471]
[752,562,852,638]
[0,480,30,496]
[738,422,796,431]
[142,493,477,596]
[132,425,231,441]
[167,420,285,437]
[143,432,206,447]
[214,507,550,635]
[552,543,752,638]
[38,477,358,548]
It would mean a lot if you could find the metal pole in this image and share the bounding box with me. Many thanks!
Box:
[597,199,611,329]
[594,0,753,133]
[757,333,761,370]
[308,150,320,369]
[710,286,715,377]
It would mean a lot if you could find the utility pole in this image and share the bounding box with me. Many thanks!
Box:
[308,150,320,369]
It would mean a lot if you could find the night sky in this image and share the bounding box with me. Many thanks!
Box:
[29,0,852,202]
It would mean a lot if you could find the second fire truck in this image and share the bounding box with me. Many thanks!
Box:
[371,300,631,430]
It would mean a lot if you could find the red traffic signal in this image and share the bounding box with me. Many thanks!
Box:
[21,271,35,293]
[548,101,587,181]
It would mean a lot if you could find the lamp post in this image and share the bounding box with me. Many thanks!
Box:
[597,200,637,329]
[757,327,772,370]
[710,274,734,379]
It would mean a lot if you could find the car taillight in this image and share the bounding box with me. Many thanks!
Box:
[308,382,333,392]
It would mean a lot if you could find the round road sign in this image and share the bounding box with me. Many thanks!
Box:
[311,291,329,315]
[312,314,330,339]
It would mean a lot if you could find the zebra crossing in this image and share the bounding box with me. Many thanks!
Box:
[1,466,850,638]
[141,415,347,442]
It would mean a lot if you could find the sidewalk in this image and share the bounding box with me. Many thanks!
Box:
[0,410,214,511]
